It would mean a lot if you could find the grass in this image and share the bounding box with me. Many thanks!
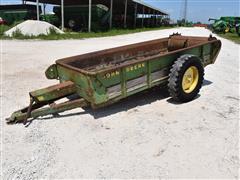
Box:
[0,26,174,40]
[0,25,11,36]
[218,32,240,44]
[2,23,239,44]
[0,21,25,37]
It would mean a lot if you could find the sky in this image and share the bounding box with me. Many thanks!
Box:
[0,0,239,23]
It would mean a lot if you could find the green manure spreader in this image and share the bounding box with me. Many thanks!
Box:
[6,34,222,125]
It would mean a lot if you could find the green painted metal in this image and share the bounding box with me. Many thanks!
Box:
[49,35,221,108]
[209,16,240,34]
[40,14,60,27]
[30,81,76,102]
[45,64,58,79]
[7,34,222,124]
[6,98,89,124]
[53,4,109,31]
[0,4,41,25]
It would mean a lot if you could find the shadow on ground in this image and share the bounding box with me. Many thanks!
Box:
[25,79,213,125]
[35,86,169,123]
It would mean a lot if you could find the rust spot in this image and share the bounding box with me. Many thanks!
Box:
[55,35,220,75]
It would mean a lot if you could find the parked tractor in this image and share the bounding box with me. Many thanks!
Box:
[53,4,110,31]
[209,16,240,35]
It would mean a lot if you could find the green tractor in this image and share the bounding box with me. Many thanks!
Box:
[209,16,240,36]
[0,4,41,25]
[53,4,110,31]
[40,13,60,27]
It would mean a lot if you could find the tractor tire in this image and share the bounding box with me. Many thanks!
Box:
[168,54,204,102]
[68,19,77,29]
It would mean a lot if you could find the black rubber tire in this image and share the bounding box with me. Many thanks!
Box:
[68,19,76,28]
[168,54,204,102]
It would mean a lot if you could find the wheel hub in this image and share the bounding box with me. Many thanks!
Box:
[182,66,199,93]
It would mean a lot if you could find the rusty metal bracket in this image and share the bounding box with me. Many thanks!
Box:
[6,81,88,124]
[45,64,58,79]
[169,32,181,37]
[23,97,34,125]
[30,81,77,103]
[6,98,89,124]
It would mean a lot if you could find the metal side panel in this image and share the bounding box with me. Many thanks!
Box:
[126,75,147,92]
[151,68,169,83]
[107,84,122,98]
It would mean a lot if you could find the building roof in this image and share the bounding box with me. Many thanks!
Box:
[25,0,168,15]
[132,0,168,15]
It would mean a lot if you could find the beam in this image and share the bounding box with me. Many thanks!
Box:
[88,0,92,32]
[109,0,113,29]
[141,6,144,28]
[148,8,151,27]
[124,0,128,28]
[153,10,155,27]
[36,0,40,20]
[61,0,64,31]
[43,3,46,17]
[134,3,137,28]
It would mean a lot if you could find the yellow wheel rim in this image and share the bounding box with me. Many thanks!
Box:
[182,66,199,93]
[225,27,230,33]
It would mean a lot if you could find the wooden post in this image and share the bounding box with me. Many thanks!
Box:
[109,0,113,29]
[61,0,64,31]
[88,0,92,32]
[124,0,128,28]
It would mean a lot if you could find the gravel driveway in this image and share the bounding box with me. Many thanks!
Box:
[1,27,239,179]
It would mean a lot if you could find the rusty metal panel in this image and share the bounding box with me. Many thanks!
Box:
[126,75,147,92]
[151,68,169,82]
[107,84,121,98]
[30,81,76,102]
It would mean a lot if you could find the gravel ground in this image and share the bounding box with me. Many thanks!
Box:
[1,27,239,179]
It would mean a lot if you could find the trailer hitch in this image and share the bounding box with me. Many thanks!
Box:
[6,81,89,125]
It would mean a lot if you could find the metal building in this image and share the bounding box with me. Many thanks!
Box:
[24,0,169,32]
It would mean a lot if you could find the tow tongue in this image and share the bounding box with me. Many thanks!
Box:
[6,81,88,125]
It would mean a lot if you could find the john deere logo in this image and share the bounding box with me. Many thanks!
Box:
[103,63,145,79]
[104,70,120,79]
[126,63,145,72]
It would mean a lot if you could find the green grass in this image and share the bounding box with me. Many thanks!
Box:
[0,21,25,36]
[0,26,175,40]
[0,25,11,36]
[218,33,240,44]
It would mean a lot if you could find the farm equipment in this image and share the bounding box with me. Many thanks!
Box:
[40,14,60,27]
[6,34,222,125]
[0,4,41,25]
[209,16,240,35]
[53,4,109,31]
